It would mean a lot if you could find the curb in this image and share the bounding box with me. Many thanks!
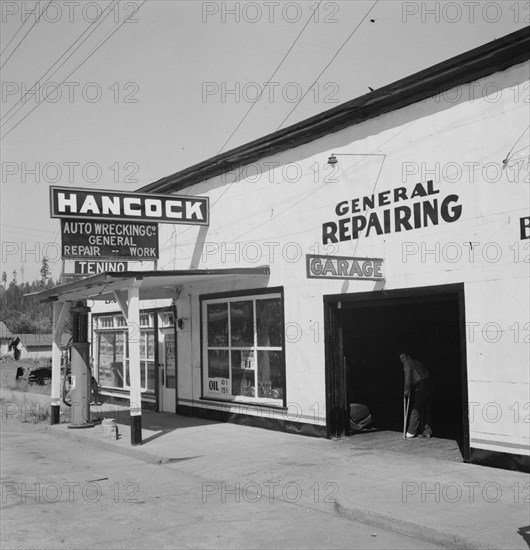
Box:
[43,422,496,550]
[334,502,498,550]
[1,388,177,466]
[5,388,521,550]
[42,424,175,466]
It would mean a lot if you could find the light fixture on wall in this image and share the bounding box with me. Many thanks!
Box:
[327,152,386,165]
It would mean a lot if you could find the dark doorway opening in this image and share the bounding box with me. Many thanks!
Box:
[324,284,469,461]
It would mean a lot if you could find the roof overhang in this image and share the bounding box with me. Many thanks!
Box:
[25,267,270,303]
[138,28,530,195]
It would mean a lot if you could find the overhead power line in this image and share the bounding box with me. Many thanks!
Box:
[276,0,380,130]
[217,0,323,155]
[0,0,41,57]
[1,1,115,126]
[0,0,146,141]
[0,0,54,70]
[502,125,529,166]
[210,0,378,213]
[208,0,324,220]
[166,0,377,246]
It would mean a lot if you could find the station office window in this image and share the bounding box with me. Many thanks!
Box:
[202,292,285,406]
[94,313,155,393]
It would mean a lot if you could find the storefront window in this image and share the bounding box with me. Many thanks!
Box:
[140,313,153,327]
[94,313,155,393]
[97,331,125,388]
[230,301,253,347]
[202,293,284,404]
[98,316,114,329]
[165,331,176,389]
[207,303,228,346]
[160,312,174,327]
[116,316,127,328]
[257,298,283,347]
[257,350,283,398]
[143,331,155,391]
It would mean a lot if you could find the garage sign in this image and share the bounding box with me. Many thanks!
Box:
[307,254,383,281]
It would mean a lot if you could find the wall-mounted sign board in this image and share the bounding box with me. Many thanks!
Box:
[74,261,128,274]
[61,219,159,260]
[306,254,384,281]
[50,186,209,225]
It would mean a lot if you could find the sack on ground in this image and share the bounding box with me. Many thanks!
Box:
[349,403,374,431]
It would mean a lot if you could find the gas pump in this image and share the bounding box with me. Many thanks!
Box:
[68,301,94,429]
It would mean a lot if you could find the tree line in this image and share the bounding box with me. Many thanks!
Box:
[1,258,57,334]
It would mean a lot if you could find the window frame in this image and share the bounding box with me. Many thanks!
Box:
[93,312,156,394]
[200,287,286,408]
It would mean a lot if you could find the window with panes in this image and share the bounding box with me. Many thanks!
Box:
[94,312,155,393]
[202,292,285,405]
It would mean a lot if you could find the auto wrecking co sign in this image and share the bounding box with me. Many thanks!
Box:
[60,220,159,260]
[50,186,209,261]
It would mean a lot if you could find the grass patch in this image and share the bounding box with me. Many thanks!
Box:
[0,395,51,423]
[0,360,52,395]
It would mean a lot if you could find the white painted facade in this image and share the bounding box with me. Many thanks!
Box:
[91,60,529,464]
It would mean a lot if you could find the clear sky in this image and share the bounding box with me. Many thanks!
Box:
[1,0,527,282]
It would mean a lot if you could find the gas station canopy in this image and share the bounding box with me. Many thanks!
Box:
[25,267,271,303]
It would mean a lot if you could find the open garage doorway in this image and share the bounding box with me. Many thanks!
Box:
[324,283,470,462]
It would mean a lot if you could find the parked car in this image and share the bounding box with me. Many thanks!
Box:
[28,366,51,385]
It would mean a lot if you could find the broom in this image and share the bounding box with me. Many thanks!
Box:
[403,395,410,439]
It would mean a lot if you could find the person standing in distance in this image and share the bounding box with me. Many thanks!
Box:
[400,350,434,439]
[9,336,22,361]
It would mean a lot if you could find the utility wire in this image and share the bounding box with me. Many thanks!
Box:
[0,1,146,141]
[217,0,323,155]
[160,0,376,249]
[0,0,41,57]
[164,0,325,254]
[1,1,115,125]
[0,0,54,70]
[276,0,379,130]
[212,0,378,208]
[502,125,529,165]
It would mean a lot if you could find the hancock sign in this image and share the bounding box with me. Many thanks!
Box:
[50,186,209,225]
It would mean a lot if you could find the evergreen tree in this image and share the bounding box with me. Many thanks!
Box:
[0,275,57,334]
[40,257,51,284]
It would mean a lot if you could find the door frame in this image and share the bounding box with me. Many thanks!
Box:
[157,313,178,414]
[323,282,470,462]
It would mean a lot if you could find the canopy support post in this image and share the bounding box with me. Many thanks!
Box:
[128,281,142,445]
[51,301,71,424]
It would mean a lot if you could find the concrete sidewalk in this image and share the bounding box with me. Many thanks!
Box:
[34,404,530,550]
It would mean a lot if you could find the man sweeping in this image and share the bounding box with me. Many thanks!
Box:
[400,351,433,439]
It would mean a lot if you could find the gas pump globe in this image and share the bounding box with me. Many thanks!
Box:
[68,301,93,429]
